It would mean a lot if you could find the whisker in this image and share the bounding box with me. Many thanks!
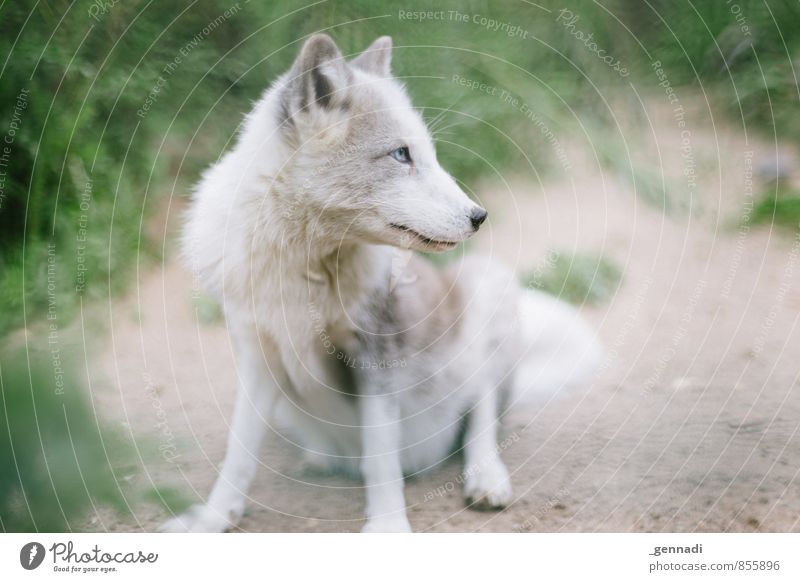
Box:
[425,96,463,134]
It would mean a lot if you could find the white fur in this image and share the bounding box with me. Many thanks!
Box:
[161,35,602,533]
[511,289,605,404]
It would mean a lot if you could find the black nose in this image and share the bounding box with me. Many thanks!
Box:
[470,208,488,231]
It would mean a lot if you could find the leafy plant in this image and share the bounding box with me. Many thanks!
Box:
[0,342,183,531]
[524,251,622,305]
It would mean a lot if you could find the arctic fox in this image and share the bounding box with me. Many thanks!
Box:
[162,34,602,533]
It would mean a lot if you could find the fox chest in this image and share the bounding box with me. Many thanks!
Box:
[252,274,363,348]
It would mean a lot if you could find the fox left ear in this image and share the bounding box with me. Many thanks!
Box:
[280,34,353,142]
[287,34,352,113]
[351,36,392,77]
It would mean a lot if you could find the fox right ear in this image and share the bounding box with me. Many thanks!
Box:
[351,36,392,77]
[286,34,352,114]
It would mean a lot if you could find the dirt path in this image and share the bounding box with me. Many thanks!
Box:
[92,101,800,532]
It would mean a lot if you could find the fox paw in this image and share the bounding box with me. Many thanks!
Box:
[158,503,242,533]
[361,515,412,533]
[464,459,513,511]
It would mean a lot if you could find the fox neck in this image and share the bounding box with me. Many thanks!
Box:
[247,184,388,294]
[236,84,393,295]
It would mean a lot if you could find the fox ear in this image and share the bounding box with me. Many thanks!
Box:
[288,34,352,113]
[351,36,392,77]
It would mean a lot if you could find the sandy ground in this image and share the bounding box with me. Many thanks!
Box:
[89,98,800,532]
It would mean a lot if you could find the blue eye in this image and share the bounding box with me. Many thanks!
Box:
[389,146,411,164]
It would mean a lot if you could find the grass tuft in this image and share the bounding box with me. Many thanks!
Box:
[524,251,622,305]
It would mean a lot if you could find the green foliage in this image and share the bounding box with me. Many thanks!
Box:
[0,340,186,531]
[1,0,798,532]
[524,251,622,305]
[1,0,799,335]
[0,1,264,334]
[626,1,800,141]
[0,344,127,531]
[192,290,223,326]
[751,192,800,231]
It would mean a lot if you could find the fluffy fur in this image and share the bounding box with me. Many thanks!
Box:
[161,34,602,533]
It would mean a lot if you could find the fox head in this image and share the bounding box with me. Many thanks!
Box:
[275,34,486,253]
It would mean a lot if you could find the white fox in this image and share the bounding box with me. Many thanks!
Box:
[162,34,602,533]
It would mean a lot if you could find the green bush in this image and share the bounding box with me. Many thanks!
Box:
[0,339,187,531]
[0,344,127,531]
[0,1,264,334]
[524,250,622,305]
[1,0,798,533]
[751,192,800,231]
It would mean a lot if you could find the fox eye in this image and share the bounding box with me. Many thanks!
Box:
[389,146,411,164]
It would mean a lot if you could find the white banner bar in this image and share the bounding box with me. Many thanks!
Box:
[1,533,797,581]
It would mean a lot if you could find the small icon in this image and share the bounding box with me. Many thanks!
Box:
[20,542,45,570]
